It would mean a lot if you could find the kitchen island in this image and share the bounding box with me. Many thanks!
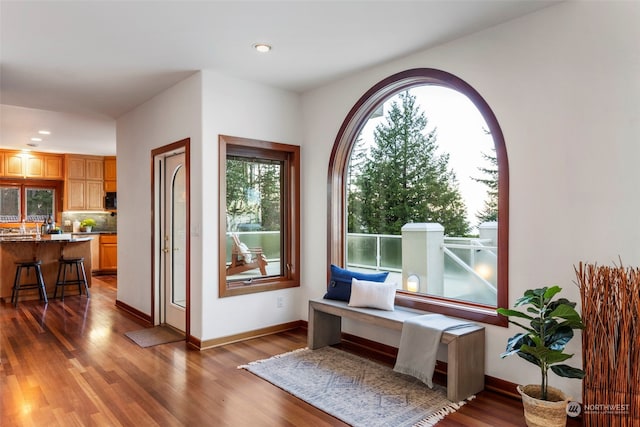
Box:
[0,235,93,303]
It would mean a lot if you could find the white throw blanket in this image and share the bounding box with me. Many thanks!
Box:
[393,314,474,388]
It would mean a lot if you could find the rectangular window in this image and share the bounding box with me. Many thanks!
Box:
[0,182,60,224]
[0,187,20,222]
[219,135,300,297]
[25,187,55,222]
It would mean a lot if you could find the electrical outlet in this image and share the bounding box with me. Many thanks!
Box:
[277,296,284,308]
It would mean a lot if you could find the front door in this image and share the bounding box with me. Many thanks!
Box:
[162,152,186,331]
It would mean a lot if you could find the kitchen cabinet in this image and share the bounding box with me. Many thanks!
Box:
[67,156,86,179]
[44,155,64,179]
[71,234,101,273]
[64,154,104,210]
[99,234,117,271]
[0,152,4,176]
[104,156,116,192]
[5,152,25,177]
[90,235,100,272]
[1,150,64,179]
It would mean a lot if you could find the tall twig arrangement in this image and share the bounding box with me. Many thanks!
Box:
[575,262,640,426]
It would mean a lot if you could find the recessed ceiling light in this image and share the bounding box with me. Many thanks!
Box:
[30,137,42,142]
[253,43,272,53]
[38,130,51,135]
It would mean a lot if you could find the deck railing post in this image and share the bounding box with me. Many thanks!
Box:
[401,223,444,294]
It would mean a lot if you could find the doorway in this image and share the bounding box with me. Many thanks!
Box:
[152,139,190,336]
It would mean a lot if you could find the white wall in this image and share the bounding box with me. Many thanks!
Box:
[198,70,302,340]
[300,0,640,401]
[117,69,303,343]
[116,72,202,314]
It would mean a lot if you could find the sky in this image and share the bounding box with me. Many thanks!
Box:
[355,85,495,233]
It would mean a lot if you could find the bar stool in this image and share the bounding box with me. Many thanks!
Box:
[11,259,48,307]
[54,257,90,300]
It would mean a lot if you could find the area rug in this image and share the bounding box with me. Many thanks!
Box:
[239,346,471,427]
[124,325,184,348]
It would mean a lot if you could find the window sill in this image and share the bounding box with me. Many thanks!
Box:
[395,292,507,327]
[221,279,299,298]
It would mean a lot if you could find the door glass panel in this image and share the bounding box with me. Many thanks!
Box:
[171,164,186,308]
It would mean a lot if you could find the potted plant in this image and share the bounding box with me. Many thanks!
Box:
[80,218,96,232]
[496,286,585,427]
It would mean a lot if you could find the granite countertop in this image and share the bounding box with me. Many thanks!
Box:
[71,231,117,235]
[0,236,93,243]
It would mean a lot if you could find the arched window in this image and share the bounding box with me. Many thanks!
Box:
[328,69,508,325]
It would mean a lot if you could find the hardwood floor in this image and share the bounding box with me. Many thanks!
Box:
[1,276,581,426]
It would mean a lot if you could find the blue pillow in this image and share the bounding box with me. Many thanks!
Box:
[324,264,389,302]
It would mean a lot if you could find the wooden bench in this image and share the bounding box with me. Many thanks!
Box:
[308,298,485,401]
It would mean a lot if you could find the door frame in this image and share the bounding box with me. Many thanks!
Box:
[151,138,190,339]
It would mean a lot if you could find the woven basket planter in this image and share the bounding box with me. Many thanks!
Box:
[517,385,569,427]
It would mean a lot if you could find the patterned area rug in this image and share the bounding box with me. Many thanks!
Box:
[239,346,471,427]
[124,325,184,348]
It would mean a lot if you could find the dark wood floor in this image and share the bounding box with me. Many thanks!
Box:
[1,276,581,426]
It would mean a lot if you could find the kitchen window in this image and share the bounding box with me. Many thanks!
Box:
[0,181,61,224]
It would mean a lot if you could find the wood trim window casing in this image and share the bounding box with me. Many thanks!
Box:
[218,135,301,298]
[327,68,509,326]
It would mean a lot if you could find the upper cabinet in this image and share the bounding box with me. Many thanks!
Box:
[64,154,104,210]
[0,150,64,180]
[104,156,116,192]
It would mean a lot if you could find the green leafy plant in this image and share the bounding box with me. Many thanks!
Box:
[496,286,585,401]
[80,218,96,227]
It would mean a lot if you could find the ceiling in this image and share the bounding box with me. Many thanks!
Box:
[0,1,559,156]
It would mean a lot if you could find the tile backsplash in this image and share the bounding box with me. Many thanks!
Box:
[61,212,117,232]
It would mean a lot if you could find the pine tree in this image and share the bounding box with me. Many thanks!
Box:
[472,144,498,225]
[257,161,281,231]
[226,157,282,231]
[347,136,367,233]
[351,91,469,236]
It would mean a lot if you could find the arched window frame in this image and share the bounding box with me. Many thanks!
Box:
[327,68,509,326]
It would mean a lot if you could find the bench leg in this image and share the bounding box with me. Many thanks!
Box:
[446,329,485,401]
[308,305,342,349]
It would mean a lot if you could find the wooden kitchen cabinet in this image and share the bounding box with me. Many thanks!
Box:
[4,152,23,177]
[44,155,64,179]
[104,156,116,192]
[67,156,86,179]
[1,150,63,179]
[99,234,117,271]
[64,154,104,210]
[86,181,104,210]
[66,180,86,210]
[0,152,4,176]
[86,158,104,180]
[89,235,100,273]
[27,154,63,179]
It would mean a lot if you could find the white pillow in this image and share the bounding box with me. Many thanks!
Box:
[348,278,396,311]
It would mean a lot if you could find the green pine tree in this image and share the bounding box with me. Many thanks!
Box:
[472,143,498,225]
[351,91,469,236]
